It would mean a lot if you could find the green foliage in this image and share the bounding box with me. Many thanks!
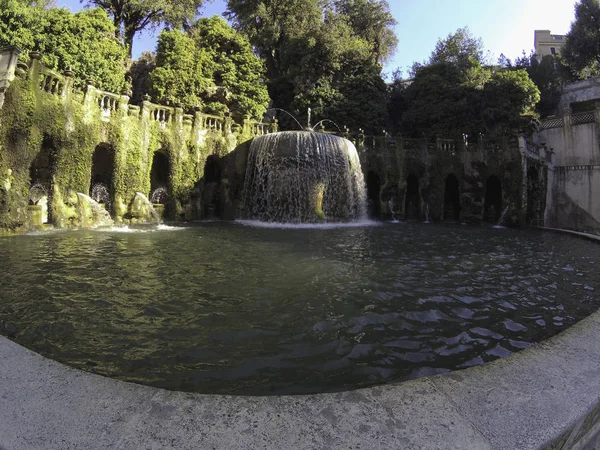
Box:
[226,0,394,132]
[513,53,562,118]
[128,51,156,104]
[562,0,600,78]
[84,0,210,56]
[330,0,397,64]
[147,17,269,121]
[393,29,540,138]
[0,2,127,92]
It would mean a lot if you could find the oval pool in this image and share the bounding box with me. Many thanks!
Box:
[0,222,598,395]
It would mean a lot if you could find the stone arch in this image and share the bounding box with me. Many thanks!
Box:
[29,135,57,223]
[444,173,460,221]
[404,173,420,220]
[484,175,503,223]
[90,143,115,209]
[150,150,171,204]
[366,171,381,219]
[203,154,222,218]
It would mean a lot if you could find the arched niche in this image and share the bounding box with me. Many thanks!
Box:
[29,135,57,223]
[484,175,503,223]
[202,154,222,218]
[90,143,115,209]
[150,150,170,204]
[404,174,420,220]
[444,174,460,221]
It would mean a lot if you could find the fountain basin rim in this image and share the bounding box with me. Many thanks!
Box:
[1,227,600,448]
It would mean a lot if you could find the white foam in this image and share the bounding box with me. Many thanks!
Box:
[235,219,381,229]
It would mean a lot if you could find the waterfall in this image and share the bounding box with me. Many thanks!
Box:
[241,131,367,223]
[76,193,114,227]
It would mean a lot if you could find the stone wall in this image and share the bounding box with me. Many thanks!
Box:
[0,47,276,231]
[558,77,600,113]
[536,105,600,233]
[357,135,541,226]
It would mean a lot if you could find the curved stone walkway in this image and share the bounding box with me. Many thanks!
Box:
[2,227,600,449]
[1,306,600,449]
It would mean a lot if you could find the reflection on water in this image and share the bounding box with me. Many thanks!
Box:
[1,223,599,395]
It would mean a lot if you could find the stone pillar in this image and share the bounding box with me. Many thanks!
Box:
[242,115,252,136]
[118,86,132,119]
[27,51,42,88]
[224,111,232,137]
[62,68,75,100]
[0,45,21,110]
[83,81,97,113]
[192,106,204,146]
[563,106,573,165]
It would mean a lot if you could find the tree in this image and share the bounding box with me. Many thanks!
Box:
[562,0,600,78]
[147,17,269,121]
[513,53,562,118]
[0,1,127,92]
[83,0,211,57]
[225,0,394,132]
[429,27,485,67]
[331,0,397,64]
[392,28,540,138]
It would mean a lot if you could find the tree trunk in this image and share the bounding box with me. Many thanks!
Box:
[124,29,135,59]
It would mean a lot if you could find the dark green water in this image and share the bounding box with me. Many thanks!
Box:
[0,222,599,395]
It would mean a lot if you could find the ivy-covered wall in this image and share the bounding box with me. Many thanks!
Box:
[0,53,260,233]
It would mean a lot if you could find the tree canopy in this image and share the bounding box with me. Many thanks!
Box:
[391,28,540,138]
[82,0,211,57]
[562,0,600,78]
[225,0,395,133]
[0,0,127,92]
[146,16,269,121]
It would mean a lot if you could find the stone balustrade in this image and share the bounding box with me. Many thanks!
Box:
[96,91,120,118]
[149,105,173,124]
[200,114,224,132]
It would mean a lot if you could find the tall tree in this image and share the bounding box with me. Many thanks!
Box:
[392,28,540,138]
[147,17,269,121]
[82,0,211,57]
[562,0,600,78]
[331,0,397,64]
[226,0,394,132]
[0,1,127,92]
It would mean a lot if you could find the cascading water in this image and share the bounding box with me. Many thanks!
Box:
[242,131,367,223]
[76,193,114,227]
[150,186,168,204]
[495,205,511,228]
[91,183,111,211]
[132,192,162,224]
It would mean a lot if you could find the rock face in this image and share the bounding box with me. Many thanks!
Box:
[241,131,367,223]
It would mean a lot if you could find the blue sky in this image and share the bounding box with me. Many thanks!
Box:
[59,0,576,77]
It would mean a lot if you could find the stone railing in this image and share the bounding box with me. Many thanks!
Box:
[200,114,224,132]
[149,105,173,124]
[96,90,121,118]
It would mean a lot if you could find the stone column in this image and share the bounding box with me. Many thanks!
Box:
[0,45,21,110]
[62,68,75,100]
[563,106,573,165]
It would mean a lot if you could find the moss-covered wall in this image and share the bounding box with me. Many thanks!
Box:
[0,55,263,231]
[358,135,528,226]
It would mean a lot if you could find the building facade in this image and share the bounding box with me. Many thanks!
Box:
[534,30,566,58]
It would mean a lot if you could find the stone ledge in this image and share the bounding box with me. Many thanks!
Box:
[1,229,600,449]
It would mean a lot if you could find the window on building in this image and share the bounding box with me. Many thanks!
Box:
[550,47,556,55]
